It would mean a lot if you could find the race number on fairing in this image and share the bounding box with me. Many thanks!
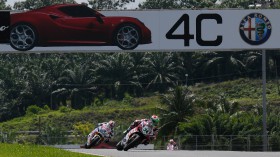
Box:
[166,13,223,46]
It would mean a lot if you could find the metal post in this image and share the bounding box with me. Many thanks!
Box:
[211,134,215,150]
[195,135,198,150]
[262,50,268,151]
[185,74,188,87]
[248,135,251,151]
[230,135,232,151]
[50,85,53,110]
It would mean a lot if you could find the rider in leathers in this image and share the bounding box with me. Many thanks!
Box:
[85,120,115,148]
[122,115,159,145]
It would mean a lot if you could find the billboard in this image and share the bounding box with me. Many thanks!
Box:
[1,4,280,52]
[0,11,10,43]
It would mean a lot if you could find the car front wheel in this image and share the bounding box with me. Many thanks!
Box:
[10,23,37,51]
[115,24,140,50]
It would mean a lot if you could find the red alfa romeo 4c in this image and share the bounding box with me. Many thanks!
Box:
[10,4,152,51]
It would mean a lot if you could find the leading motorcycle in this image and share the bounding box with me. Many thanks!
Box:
[116,120,154,151]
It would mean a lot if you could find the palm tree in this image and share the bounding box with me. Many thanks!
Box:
[140,52,181,93]
[93,53,136,99]
[139,0,181,9]
[244,51,262,78]
[204,93,240,116]
[158,86,195,136]
[129,53,148,96]
[218,0,251,8]
[54,63,96,109]
[201,51,245,82]
[267,51,280,94]
[178,114,214,135]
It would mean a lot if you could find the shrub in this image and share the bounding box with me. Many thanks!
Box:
[73,122,94,137]
[26,105,42,115]
[59,106,72,113]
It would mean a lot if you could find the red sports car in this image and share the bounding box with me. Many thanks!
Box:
[10,4,152,51]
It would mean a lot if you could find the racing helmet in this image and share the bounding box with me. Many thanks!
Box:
[150,115,159,126]
[170,139,174,143]
[108,120,115,128]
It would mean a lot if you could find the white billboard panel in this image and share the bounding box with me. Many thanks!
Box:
[1,6,280,52]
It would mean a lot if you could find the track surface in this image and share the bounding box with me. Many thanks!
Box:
[67,149,280,157]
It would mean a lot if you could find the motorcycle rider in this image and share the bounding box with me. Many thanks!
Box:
[122,115,160,145]
[85,120,115,148]
[167,139,178,150]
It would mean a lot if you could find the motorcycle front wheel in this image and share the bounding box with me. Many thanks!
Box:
[116,141,124,151]
[86,135,101,149]
[123,134,142,151]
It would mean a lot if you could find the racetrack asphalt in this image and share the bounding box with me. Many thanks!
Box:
[67,149,280,157]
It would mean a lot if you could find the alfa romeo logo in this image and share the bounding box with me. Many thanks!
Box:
[0,26,8,32]
[239,13,272,45]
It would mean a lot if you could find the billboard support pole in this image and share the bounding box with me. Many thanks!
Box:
[262,49,268,151]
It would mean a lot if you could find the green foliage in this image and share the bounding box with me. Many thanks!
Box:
[26,105,51,116]
[13,0,76,10]
[41,122,68,145]
[0,52,279,149]
[15,134,38,145]
[26,105,43,115]
[0,143,99,157]
[158,86,195,136]
[139,0,217,9]
[122,93,133,104]
[73,122,94,136]
[0,0,11,10]
[43,105,51,111]
[178,111,263,136]
[59,106,72,113]
[0,52,279,122]
[0,0,5,9]
[218,0,280,9]
[88,0,135,9]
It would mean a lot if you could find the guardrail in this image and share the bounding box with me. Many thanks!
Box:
[160,135,280,151]
[1,132,280,151]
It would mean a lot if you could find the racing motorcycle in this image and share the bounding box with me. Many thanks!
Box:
[82,128,111,149]
[167,143,178,150]
[116,120,155,151]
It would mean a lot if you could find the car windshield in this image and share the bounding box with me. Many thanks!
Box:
[59,5,103,18]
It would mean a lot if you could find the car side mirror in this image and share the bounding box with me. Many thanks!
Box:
[96,15,104,24]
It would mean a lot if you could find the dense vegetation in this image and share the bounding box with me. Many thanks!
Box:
[6,0,280,10]
[0,51,279,122]
[0,78,280,150]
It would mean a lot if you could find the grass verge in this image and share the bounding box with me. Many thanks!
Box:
[0,144,99,157]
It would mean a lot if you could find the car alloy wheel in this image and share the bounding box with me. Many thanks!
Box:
[10,24,37,51]
[116,24,140,50]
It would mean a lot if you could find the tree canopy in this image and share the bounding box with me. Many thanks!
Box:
[13,0,76,10]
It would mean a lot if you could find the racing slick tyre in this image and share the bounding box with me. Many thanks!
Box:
[114,24,140,50]
[123,134,142,151]
[116,141,124,151]
[10,23,38,51]
[86,135,101,149]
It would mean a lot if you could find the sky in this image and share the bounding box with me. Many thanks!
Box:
[6,0,146,9]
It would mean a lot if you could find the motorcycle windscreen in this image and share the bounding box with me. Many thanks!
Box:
[0,11,10,43]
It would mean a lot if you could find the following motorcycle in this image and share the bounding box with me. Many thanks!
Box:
[81,126,111,149]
